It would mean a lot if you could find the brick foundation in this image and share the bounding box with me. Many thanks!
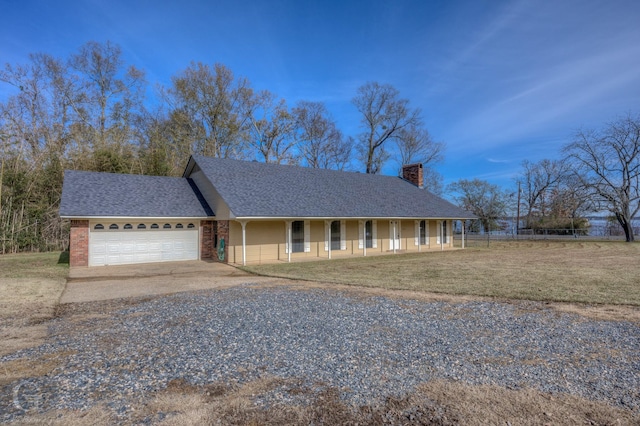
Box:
[70,220,89,267]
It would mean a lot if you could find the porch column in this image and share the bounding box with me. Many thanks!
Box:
[418,220,422,253]
[325,220,331,259]
[286,220,292,263]
[239,220,248,266]
[362,221,367,257]
[461,220,465,249]
[440,220,444,251]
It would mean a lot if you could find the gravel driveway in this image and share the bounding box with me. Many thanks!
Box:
[2,283,639,422]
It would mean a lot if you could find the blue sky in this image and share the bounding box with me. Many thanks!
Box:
[2,0,639,189]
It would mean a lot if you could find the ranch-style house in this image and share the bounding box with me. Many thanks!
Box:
[59,155,475,267]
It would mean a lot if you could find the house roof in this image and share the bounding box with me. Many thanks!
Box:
[59,170,213,218]
[189,155,475,219]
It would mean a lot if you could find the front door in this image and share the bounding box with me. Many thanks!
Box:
[389,220,401,250]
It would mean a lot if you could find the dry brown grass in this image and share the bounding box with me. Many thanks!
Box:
[0,252,68,356]
[244,240,640,307]
[12,377,637,425]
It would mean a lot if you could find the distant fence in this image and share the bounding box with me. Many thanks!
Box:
[457,229,627,244]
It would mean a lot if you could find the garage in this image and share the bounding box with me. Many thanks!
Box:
[89,222,199,266]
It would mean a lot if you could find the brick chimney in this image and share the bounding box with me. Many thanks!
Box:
[402,163,423,188]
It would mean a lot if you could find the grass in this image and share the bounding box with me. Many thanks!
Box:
[0,251,68,356]
[243,240,640,306]
[11,377,638,425]
[0,251,69,280]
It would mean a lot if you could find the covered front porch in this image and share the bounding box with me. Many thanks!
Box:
[225,218,467,265]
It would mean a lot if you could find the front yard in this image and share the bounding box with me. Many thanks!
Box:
[1,243,639,425]
[244,240,640,306]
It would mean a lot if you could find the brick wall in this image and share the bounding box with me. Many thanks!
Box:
[200,220,214,260]
[70,220,89,267]
[402,163,424,188]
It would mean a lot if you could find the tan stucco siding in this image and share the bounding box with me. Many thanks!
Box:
[226,218,455,264]
[228,221,283,264]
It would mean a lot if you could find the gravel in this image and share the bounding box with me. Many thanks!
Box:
[1,283,639,422]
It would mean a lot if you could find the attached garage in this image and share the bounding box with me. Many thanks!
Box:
[88,221,199,266]
[60,171,215,267]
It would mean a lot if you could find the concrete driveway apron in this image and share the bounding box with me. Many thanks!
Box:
[60,261,274,304]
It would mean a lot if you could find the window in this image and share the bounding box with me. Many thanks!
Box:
[420,220,427,245]
[187,223,195,229]
[137,224,146,229]
[291,221,304,253]
[124,224,133,230]
[94,224,104,230]
[151,223,159,229]
[437,220,450,244]
[359,220,377,250]
[163,224,171,229]
[330,221,341,250]
[365,220,373,248]
[109,224,119,230]
[176,223,183,229]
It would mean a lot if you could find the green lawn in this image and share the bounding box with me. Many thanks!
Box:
[243,240,640,306]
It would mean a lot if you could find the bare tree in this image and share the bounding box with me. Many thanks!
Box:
[423,167,444,196]
[68,41,146,151]
[396,124,443,166]
[518,159,568,229]
[564,114,640,242]
[244,90,297,164]
[292,100,351,170]
[352,82,421,174]
[164,62,250,159]
[448,178,509,240]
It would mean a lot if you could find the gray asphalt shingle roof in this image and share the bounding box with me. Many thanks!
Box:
[191,155,474,219]
[59,170,213,218]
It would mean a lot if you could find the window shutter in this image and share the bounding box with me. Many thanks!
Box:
[389,220,394,248]
[414,220,420,246]
[424,220,429,246]
[304,220,311,252]
[340,220,346,250]
[372,220,378,248]
[358,221,364,249]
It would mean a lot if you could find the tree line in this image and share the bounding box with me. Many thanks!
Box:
[449,114,640,242]
[2,41,638,253]
[0,41,443,253]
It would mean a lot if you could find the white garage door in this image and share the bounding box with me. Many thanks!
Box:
[89,222,199,266]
